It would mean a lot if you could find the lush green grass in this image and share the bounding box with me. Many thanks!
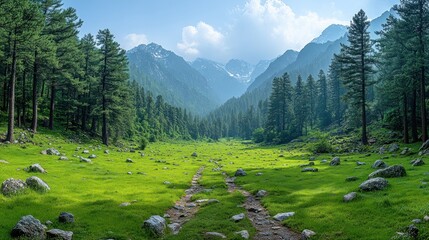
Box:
[1,128,429,239]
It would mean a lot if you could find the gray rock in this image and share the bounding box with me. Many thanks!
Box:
[300,162,315,167]
[1,178,26,196]
[412,219,422,224]
[11,215,46,239]
[29,164,47,173]
[45,221,52,226]
[235,230,249,239]
[26,176,50,192]
[420,140,429,151]
[44,148,60,156]
[88,154,96,159]
[168,223,181,235]
[127,172,132,175]
[126,158,134,163]
[82,150,90,154]
[372,160,387,169]
[346,176,359,182]
[235,168,247,176]
[389,144,400,153]
[205,232,226,239]
[256,190,267,198]
[46,229,73,240]
[119,202,131,207]
[301,229,316,239]
[79,157,91,163]
[356,161,366,166]
[58,156,68,161]
[191,152,198,157]
[208,199,220,204]
[301,168,318,172]
[407,225,419,239]
[330,157,340,166]
[359,177,389,191]
[401,147,412,155]
[273,212,295,221]
[143,215,166,236]
[368,165,406,179]
[0,160,9,164]
[379,146,387,154]
[59,212,74,223]
[231,213,245,222]
[411,158,425,166]
[424,215,429,221]
[320,160,328,164]
[104,150,110,154]
[309,156,316,161]
[343,192,357,202]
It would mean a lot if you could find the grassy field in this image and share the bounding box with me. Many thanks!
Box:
[1,128,429,239]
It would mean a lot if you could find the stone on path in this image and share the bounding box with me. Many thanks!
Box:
[256,190,267,198]
[372,160,387,169]
[231,213,245,222]
[142,215,166,236]
[368,165,406,179]
[1,178,26,196]
[11,215,46,239]
[205,232,226,239]
[59,212,74,223]
[343,192,357,202]
[29,164,47,173]
[168,223,181,235]
[235,230,249,239]
[235,168,247,176]
[26,176,50,192]
[302,229,316,239]
[273,212,295,221]
[359,177,388,191]
[330,157,340,166]
[46,229,73,240]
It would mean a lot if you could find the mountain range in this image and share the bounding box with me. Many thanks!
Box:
[127,10,393,116]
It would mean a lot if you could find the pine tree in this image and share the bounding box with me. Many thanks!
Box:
[317,70,330,128]
[293,75,307,136]
[328,56,344,127]
[305,74,317,129]
[336,10,375,145]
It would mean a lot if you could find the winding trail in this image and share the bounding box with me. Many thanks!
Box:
[225,175,301,240]
[165,166,205,233]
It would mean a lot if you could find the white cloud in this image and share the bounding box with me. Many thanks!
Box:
[177,22,226,61]
[123,33,149,50]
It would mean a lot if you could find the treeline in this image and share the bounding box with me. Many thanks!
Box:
[0,0,212,145]
[206,0,429,145]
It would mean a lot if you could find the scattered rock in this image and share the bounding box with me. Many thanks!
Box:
[309,156,316,161]
[82,150,90,154]
[424,215,429,222]
[10,215,46,239]
[42,148,60,156]
[143,215,166,236]
[372,160,387,169]
[407,225,419,239]
[163,181,171,185]
[343,192,357,202]
[119,202,131,207]
[256,190,267,198]
[208,199,220,204]
[412,219,422,224]
[205,232,226,239]
[167,223,181,235]
[28,164,47,173]
[368,165,406,179]
[273,212,295,221]
[256,172,263,176]
[231,213,245,222]
[301,168,318,172]
[26,176,50,192]
[235,168,247,176]
[88,154,97,159]
[191,152,198,157]
[356,161,366,166]
[46,229,73,240]
[330,157,340,166]
[411,158,425,167]
[79,157,91,163]
[300,162,315,167]
[401,148,412,156]
[302,229,316,239]
[0,160,9,164]
[163,214,171,218]
[419,140,429,152]
[235,230,249,239]
[127,172,132,175]
[346,176,359,182]
[58,212,74,223]
[58,156,68,161]
[186,203,197,208]
[320,160,328,164]
[379,146,387,154]
[359,177,389,191]
[126,158,134,163]
[45,221,52,226]
[104,150,110,154]
[1,178,26,196]
[389,144,400,153]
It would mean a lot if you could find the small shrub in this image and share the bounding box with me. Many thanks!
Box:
[252,128,265,143]
[140,137,148,150]
[310,139,333,153]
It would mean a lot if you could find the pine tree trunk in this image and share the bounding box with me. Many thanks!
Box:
[31,50,38,132]
[403,92,409,144]
[21,70,26,127]
[361,39,368,145]
[419,2,428,142]
[6,39,17,142]
[411,89,418,142]
[49,81,55,130]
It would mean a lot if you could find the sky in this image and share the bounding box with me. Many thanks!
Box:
[62,0,399,64]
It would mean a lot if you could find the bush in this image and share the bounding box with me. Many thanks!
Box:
[140,137,148,150]
[252,128,265,143]
[310,139,333,153]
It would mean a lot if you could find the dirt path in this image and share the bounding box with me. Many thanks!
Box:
[165,166,205,233]
[225,175,301,240]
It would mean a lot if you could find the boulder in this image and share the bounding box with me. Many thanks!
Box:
[1,178,26,196]
[43,148,60,156]
[142,215,166,236]
[46,229,73,240]
[301,168,318,172]
[205,232,226,239]
[11,215,46,239]
[235,168,247,176]
[411,158,425,166]
[88,154,97,159]
[256,190,267,198]
[29,164,47,174]
[330,157,340,166]
[379,146,387,154]
[302,229,316,239]
[368,165,406,179]
[371,160,387,169]
[343,192,357,202]
[389,144,400,153]
[401,147,412,155]
[58,156,68,161]
[126,158,134,163]
[231,213,245,222]
[235,230,249,239]
[167,223,181,235]
[359,177,388,191]
[58,212,74,223]
[82,150,90,154]
[79,157,91,163]
[273,212,295,221]
[356,161,366,166]
[419,140,429,151]
[26,176,50,192]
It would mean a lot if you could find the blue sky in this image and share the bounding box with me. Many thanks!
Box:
[62,0,399,64]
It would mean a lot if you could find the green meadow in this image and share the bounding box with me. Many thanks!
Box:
[1,129,429,239]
